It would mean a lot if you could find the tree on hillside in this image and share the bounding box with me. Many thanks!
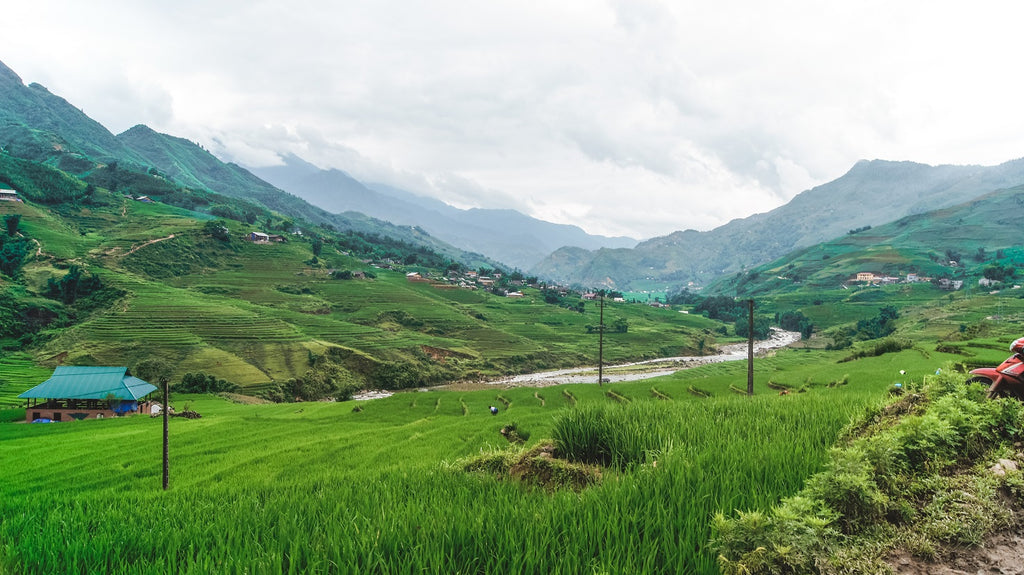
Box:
[44,265,105,305]
[0,239,27,277]
[778,310,814,339]
[611,317,629,333]
[202,220,230,242]
[174,372,239,393]
[667,288,702,306]
[4,214,19,237]
[694,295,746,322]
[855,305,899,340]
[983,264,1016,282]
[735,315,771,339]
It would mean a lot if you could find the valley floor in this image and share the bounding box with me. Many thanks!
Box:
[486,328,802,387]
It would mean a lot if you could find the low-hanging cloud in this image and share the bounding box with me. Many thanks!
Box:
[4,1,1024,239]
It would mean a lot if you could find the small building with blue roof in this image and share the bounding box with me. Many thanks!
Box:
[18,366,157,422]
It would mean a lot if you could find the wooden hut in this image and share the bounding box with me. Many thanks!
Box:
[18,366,157,423]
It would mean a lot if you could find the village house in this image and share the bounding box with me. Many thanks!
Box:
[856,272,876,282]
[247,232,287,243]
[135,195,154,203]
[938,278,964,291]
[18,366,157,423]
[0,188,21,201]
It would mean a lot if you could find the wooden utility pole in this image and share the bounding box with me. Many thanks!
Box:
[162,377,169,490]
[747,299,755,396]
[598,292,605,386]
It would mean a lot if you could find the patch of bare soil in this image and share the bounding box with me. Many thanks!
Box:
[889,504,1024,575]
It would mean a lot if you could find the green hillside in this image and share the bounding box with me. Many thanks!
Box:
[712,184,1024,297]
[0,161,721,403]
[0,59,496,272]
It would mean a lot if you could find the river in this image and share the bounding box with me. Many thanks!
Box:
[490,328,802,387]
[352,329,802,399]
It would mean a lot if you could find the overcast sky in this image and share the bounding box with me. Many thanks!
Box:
[5,1,1024,239]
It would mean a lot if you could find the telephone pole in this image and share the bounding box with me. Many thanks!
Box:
[162,377,169,490]
[598,291,605,386]
[747,299,754,396]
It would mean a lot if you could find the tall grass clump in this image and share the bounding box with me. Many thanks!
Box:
[552,402,677,468]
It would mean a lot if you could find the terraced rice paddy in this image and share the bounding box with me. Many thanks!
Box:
[0,346,914,574]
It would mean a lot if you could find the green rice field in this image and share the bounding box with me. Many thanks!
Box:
[0,348,949,574]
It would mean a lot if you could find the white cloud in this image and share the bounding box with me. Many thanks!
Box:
[5,1,1024,239]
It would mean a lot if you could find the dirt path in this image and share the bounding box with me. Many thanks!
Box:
[127,234,174,255]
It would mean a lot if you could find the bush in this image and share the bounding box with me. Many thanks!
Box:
[173,372,240,394]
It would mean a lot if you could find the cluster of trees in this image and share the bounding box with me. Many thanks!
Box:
[777,311,814,339]
[828,305,900,350]
[203,220,231,242]
[983,263,1016,283]
[670,291,814,340]
[0,291,62,345]
[666,288,703,306]
[542,288,585,313]
[267,359,360,402]
[0,219,27,277]
[43,265,104,305]
[734,315,772,340]
[173,372,240,393]
[209,204,259,224]
[692,295,748,323]
[331,231,449,269]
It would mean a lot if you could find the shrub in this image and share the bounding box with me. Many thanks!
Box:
[174,372,240,394]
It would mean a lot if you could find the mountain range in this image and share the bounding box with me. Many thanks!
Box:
[249,154,637,271]
[531,158,1024,290]
[0,60,498,269]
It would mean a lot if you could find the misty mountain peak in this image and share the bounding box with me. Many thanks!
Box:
[0,60,24,87]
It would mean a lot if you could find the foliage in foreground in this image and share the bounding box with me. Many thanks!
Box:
[712,371,1024,573]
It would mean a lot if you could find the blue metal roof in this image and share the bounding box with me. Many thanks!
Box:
[18,366,157,400]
